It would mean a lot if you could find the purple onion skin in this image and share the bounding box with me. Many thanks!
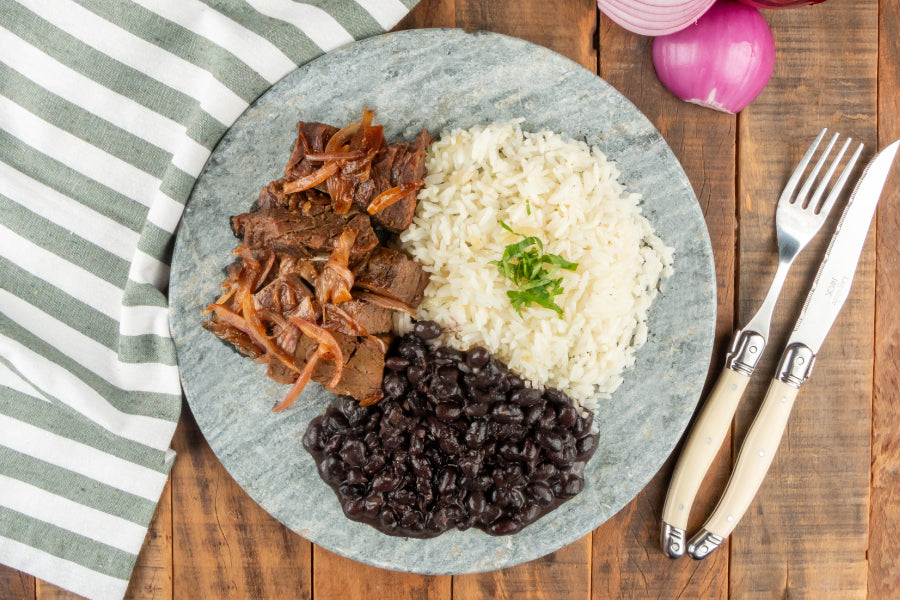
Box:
[738,0,825,8]
[651,0,775,114]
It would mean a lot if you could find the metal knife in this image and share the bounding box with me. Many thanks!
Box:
[686,139,899,560]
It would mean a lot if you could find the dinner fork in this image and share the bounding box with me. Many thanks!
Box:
[660,129,863,559]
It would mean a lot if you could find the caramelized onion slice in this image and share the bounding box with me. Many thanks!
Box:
[272,350,321,412]
[325,122,362,153]
[352,291,417,318]
[316,229,357,305]
[367,181,423,215]
[283,161,340,194]
[287,315,344,389]
[240,295,299,374]
[305,150,366,162]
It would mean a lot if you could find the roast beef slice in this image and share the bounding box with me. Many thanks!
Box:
[232,207,378,259]
[353,246,429,307]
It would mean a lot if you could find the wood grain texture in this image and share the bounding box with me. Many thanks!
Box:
[312,548,451,600]
[123,481,172,600]
[731,4,877,599]
[592,17,735,600]
[453,536,591,600]
[170,407,312,600]
[0,564,34,600]
[869,0,900,597]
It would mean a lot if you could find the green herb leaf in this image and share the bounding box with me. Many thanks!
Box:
[492,222,578,318]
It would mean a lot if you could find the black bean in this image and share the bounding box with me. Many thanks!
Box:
[302,419,326,452]
[576,434,599,458]
[573,410,594,437]
[466,490,487,515]
[526,482,554,505]
[343,498,366,518]
[520,502,542,524]
[464,402,489,418]
[345,467,367,486]
[488,518,524,536]
[371,469,400,493]
[557,404,578,428]
[435,402,462,421]
[318,457,345,485]
[339,439,366,467]
[464,421,488,449]
[465,346,490,368]
[535,429,563,453]
[492,403,524,424]
[385,355,410,371]
[382,372,407,398]
[406,364,427,385]
[413,320,442,340]
[458,455,481,478]
[509,387,542,407]
[530,463,558,482]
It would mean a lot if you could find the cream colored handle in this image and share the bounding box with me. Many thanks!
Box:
[662,368,751,531]
[696,378,800,540]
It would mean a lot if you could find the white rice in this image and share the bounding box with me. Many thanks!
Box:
[396,120,674,409]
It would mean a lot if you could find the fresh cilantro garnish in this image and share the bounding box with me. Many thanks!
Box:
[489,221,578,318]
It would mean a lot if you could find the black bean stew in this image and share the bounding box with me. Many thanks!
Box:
[302,321,599,538]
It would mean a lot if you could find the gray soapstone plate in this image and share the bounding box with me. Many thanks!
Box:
[169,29,716,574]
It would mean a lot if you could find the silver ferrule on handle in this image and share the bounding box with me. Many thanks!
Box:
[687,529,724,560]
[724,329,767,376]
[775,343,816,388]
[660,523,686,559]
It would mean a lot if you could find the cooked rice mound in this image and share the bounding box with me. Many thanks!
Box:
[396,120,674,408]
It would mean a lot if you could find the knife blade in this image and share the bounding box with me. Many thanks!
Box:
[775,139,899,387]
[685,140,899,560]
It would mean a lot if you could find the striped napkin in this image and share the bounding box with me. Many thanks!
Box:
[0,1,417,598]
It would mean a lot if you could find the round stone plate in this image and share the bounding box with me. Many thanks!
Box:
[169,29,716,574]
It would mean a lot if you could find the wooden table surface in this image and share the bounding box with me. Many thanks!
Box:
[3,0,898,598]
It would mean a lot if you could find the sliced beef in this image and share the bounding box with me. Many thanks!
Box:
[353,246,429,307]
[285,122,337,181]
[354,130,432,232]
[282,331,385,402]
[232,207,378,260]
[252,273,312,313]
[202,321,264,360]
[322,300,393,336]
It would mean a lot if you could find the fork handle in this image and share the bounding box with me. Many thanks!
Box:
[686,378,800,559]
[660,367,750,558]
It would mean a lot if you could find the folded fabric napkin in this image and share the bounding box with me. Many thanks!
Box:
[0,1,417,598]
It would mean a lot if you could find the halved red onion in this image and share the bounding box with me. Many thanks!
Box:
[597,0,716,36]
[738,0,825,7]
[651,0,775,114]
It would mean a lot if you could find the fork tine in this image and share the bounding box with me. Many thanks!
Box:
[817,142,864,216]
[779,128,827,204]
[808,137,851,213]
[795,132,839,207]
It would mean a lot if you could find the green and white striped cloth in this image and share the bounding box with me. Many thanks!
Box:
[0,1,416,598]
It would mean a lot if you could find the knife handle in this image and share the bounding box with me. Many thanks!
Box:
[660,367,750,558]
[686,378,800,559]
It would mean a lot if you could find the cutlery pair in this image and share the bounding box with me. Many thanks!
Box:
[661,129,899,560]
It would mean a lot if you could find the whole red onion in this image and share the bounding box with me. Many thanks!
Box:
[651,0,776,114]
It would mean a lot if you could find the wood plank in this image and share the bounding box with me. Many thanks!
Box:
[869,0,900,596]
[313,548,451,600]
[592,16,735,600]
[453,536,591,599]
[123,480,172,600]
[171,407,312,600]
[731,4,877,599]
[0,565,34,600]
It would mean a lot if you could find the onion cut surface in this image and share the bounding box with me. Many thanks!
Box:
[597,0,716,36]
